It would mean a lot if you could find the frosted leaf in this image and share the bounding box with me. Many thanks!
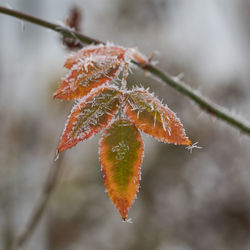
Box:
[54,44,149,100]
[99,119,144,220]
[57,86,122,153]
[124,87,191,146]
[54,58,123,100]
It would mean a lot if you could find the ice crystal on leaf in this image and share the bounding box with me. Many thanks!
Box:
[55,43,192,220]
[124,88,191,145]
[53,44,148,100]
[57,86,121,153]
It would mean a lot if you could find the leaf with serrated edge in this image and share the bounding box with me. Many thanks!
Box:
[99,119,144,220]
[124,88,191,146]
[54,58,123,100]
[57,86,121,153]
[54,44,149,100]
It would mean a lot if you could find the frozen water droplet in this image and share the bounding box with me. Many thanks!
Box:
[54,151,60,161]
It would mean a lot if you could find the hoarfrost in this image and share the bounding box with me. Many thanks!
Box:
[186,142,202,153]
[112,140,129,160]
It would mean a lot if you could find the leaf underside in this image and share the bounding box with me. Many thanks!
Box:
[57,86,121,153]
[99,119,144,220]
[125,89,191,145]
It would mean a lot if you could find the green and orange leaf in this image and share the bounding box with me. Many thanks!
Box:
[99,119,144,220]
[57,86,121,153]
[124,88,191,146]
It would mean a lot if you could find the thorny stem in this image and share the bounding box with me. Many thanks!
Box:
[0,6,250,135]
[1,6,249,135]
[11,154,64,250]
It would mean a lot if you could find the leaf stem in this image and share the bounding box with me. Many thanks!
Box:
[1,6,249,135]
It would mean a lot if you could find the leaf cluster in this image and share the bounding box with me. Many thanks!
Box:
[54,44,191,220]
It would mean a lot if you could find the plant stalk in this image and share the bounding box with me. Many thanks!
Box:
[1,6,249,135]
[1,6,250,135]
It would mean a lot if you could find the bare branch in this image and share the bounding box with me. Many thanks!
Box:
[1,6,250,135]
[0,6,249,135]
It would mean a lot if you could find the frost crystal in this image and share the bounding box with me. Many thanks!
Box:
[112,140,130,160]
[186,142,202,153]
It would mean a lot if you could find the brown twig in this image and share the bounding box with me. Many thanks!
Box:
[0,6,249,135]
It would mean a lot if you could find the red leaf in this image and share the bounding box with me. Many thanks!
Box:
[57,86,121,153]
[99,119,144,220]
[124,88,191,146]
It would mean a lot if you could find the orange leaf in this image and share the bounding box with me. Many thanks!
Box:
[53,58,123,100]
[99,119,144,220]
[124,88,191,146]
[54,44,149,100]
[57,86,121,153]
[64,44,126,69]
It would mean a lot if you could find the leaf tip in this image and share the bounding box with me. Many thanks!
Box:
[122,215,127,221]
[186,138,192,146]
[53,91,59,99]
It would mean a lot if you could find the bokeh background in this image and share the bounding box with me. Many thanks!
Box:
[1,0,250,249]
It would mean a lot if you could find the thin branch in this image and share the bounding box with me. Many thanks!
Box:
[1,6,250,135]
[141,63,250,134]
[0,6,101,45]
[11,154,64,250]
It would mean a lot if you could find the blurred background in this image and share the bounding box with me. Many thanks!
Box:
[1,0,250,249]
